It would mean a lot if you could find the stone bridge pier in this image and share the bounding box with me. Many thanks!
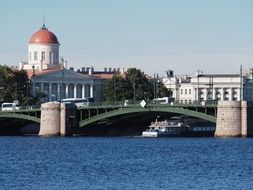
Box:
[39,102,76,136]
[215,101,253,137]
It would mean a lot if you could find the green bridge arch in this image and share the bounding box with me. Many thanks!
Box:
[79,107,217,127]
[0,113,40,123]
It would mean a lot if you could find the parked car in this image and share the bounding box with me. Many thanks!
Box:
[1,103,20,111]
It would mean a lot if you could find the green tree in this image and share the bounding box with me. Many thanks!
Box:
[125,68,153,101]
[104,68,156,102]
[0,65,31,106]
[103,73,127,102]
[158,82,172,98]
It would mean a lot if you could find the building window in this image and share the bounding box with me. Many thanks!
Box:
[49,52,53,64]
[41,51,45,61]
[189,89,191,95]
[185,89,187,95]
[29,52,31,61]
[181,89,183,95]
[34,52,38,61]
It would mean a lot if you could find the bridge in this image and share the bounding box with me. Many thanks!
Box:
[0,102,216,134]
[78,103,217,127]
[0,101,252,137]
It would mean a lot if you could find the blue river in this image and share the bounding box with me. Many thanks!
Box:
[0,137,253,190]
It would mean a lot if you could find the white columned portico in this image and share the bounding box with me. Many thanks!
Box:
[65,84,69,99]
[82,84,85,98]
[49,83,52,102]
[90,84,93,98]
[74,84,77,98]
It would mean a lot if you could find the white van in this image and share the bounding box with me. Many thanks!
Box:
[1,103,20,111]
[61,98,89,107]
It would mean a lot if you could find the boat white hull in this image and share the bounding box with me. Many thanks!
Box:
[142,131,159,137]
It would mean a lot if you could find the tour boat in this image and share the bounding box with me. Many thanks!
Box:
[142,119,190,137]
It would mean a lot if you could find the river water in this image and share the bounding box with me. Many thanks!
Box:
[0,136,253,190]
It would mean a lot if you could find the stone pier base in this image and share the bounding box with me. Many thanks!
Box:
[215,101,253,137]
[39,102,76,136]
[39,102,61,136]
[60,103,76,136]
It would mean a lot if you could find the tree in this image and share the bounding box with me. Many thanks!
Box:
[158,82,172,98]
[0,65,31,106]
[103,73,127,102]
[125,68,153,101]
[104,68,156,102]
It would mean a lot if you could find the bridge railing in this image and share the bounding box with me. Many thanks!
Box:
[86,99,218,108]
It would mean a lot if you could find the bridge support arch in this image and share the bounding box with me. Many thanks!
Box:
[215,101,253,137]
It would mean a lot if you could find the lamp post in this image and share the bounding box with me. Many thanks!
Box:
[133,77,136,103]
[240,64,242,101]
[114,80,116,104]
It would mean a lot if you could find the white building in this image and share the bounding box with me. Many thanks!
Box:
[20,24,104,102]
[31,69,104,102]
[163,70,253,103]
[20,24,62,71]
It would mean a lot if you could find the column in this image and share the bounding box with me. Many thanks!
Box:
[220,88,224,101]
[49,83,52,102]
[65,84,69,99]
[90,84,93,98]
[40,83,44,93]
[229,88,232,101]
[57,83,61,101]
[82,84,85,98]
[204,88,207,101]
[74,84,77,98]
[212,88,216,100]
[40,83,44,102]
[32,83,36,96]
[237,88,240,101]
[196,88,199,102]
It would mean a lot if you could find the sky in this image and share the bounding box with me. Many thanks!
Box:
[0,0,253,77]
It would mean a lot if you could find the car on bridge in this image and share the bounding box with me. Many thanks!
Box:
[1,103,21,111]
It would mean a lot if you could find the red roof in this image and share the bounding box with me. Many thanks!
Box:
[29,26,59,44]
[27,68,62,78]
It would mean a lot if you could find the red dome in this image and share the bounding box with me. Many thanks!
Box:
[29,26,59,44]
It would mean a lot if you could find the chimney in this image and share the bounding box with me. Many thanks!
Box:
[64,61,68,69]
[88,66,93,75]
[120,68,125,74]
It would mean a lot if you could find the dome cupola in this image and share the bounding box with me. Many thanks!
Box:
[29,24,59,44]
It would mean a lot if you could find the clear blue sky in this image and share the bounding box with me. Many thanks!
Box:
[0,0,252,76]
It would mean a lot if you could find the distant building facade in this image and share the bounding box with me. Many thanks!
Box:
[163,70,253,103]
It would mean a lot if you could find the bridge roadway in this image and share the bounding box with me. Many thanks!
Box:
[0,102,217,127]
